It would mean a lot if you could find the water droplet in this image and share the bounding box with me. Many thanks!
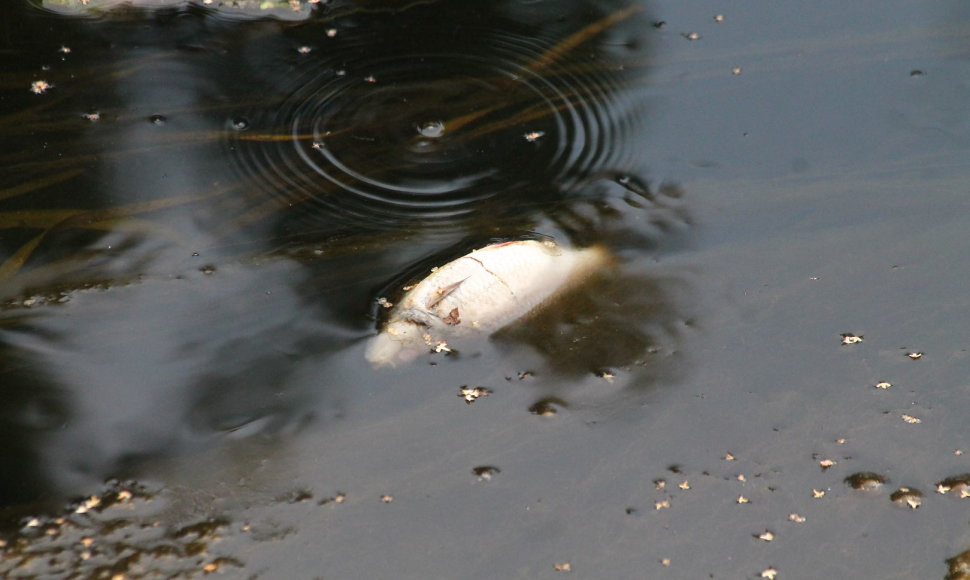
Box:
[149,114,167,126]
[417,120,445,138]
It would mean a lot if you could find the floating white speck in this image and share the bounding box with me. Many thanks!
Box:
[30,80,52,94]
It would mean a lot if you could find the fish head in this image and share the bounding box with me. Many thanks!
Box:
[365,320,428,367]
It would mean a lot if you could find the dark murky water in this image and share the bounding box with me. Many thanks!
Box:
[2,0,970,578]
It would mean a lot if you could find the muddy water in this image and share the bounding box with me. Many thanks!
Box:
[2,0,970,578]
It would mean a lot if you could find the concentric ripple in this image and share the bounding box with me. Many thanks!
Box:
[228,24,643,231]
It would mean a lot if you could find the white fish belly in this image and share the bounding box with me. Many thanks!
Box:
[366,240,606,366]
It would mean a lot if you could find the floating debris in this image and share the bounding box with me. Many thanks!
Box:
[947,547,970,579]
[756,530,775,542]
[788,513,806,523]
[874,381,892,390]
[731,66,743,75]
[761,568,778,580]
[737,495,750,504]
[30,80,52,94]
[366,239,607,366]
[472,466,501,481]
[900,414,922,424]
[936,474,970,498]
[818,458,837,471]
[319,492,347,506]
[381,494,394,503]
[553,562,572,572]
[890,487,923,509]
[529,398,567,416]
[845,472,887,491]
[459,385,491,404]
[906,351,923,359]
[596,369,616,383]
[683,32,701,41]
[811,489,826,499]
[840,333,863,345]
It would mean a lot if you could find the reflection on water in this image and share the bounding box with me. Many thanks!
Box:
[0,0,688,511]
[229,5,645,231]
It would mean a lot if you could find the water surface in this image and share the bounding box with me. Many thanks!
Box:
[2,0,970,578]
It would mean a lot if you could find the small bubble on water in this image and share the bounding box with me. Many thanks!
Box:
[149,114,167,126]
[230,117,249,131]
[417,120,445,138]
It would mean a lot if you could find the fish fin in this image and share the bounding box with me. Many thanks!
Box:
[426,277,467,309]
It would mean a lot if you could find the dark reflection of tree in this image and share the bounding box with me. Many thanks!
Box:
[0,0,676,511]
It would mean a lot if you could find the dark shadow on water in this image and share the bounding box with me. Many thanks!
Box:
[0,0,686,525]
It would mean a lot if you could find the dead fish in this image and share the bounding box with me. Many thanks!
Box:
[366,239,608,366]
